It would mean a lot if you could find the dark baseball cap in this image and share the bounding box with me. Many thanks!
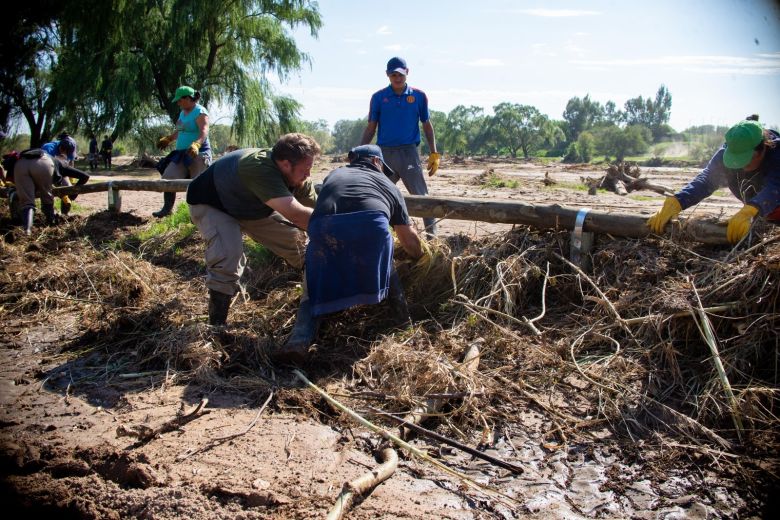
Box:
[348,145,395,177]
[386,56,408,75]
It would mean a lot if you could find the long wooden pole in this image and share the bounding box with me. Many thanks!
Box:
[53,179,190,195]
[49,180,730,244]
[403,195,729,244]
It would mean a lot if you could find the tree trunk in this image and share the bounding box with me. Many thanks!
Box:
[403,194,730,245]
[50,181,732,245]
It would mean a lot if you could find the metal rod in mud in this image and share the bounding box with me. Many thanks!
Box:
[375,410,524,475]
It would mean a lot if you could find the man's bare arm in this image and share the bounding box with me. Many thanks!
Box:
[394,224,423,259]
[265,196,314,231]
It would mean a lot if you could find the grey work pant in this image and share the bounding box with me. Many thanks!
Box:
[162,154,210,180]
[14,156,56,210]
[380,144,436,235]
[190,204,307,296]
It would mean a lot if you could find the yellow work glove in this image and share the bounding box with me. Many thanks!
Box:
[647,196,682,234]
[426,152,441,177]
[157,136,173,150]
[726,204,758,244]
[187,141,202,158]
[61,195,72,215]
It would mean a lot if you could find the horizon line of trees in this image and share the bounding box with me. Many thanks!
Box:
[0,3,760,164]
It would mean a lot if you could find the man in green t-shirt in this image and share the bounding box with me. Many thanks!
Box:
[186,133,321,326]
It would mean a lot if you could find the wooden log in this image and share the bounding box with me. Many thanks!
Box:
[48,180,731,245]
[403,195,730,245]
[52,179,191,196]
[627,177,675,196]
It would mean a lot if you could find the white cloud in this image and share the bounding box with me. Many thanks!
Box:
[377,25,392,35]
[384,44,403,51]
[563,43,587,57]
[532,44,557,57]
[571,53,780,75]
[514,9,599,17]
[465,58,504,67]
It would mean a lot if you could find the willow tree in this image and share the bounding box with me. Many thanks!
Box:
[55,0,321,144]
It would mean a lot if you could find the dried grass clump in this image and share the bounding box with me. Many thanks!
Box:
[2,201,779,455]
[375,226,780,450]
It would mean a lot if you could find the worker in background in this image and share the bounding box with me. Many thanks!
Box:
[648,118,779,243]
[361,56,441,237]
[41,136,90,216]
[155,86,212,217]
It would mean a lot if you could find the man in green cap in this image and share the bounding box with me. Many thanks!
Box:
[648,119,780,243]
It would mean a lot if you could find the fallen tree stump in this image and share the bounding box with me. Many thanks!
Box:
[582,163,674,197]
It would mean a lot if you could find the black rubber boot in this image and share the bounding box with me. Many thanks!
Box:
[21,208,34,236]
[271,300,320,365]
[386,269,412,328]
[41,204,59,225]
[208,289,232,326]
[153,192,176,218]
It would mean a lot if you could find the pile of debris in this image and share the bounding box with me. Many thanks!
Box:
[582,162,674,196]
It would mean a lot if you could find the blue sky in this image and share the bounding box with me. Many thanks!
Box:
[267,0,780,131]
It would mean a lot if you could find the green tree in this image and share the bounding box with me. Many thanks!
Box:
[622,85,672,142]
[206,124,235,154]
[421,110,446,155]
[595,124,650,162]
[603,101,622,125]
[52,0,322,143]
[442,105,487,156]
[0,4,68,145]
[489,103,561,158]
[576,131,596,162]
[562,94,604,143]
[296,119,334,153]
[562,142,581,163]
[331,118,367,153]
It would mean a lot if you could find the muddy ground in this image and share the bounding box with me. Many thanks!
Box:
[0,155,776,519]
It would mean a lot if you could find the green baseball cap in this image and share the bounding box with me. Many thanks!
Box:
[723,120,763,169]
[172,85,195,102]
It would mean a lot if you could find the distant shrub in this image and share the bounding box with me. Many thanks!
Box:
[562,142,580,163]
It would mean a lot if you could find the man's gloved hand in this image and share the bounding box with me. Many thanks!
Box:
[426,152,441,176]
[157,136,173,150]
[726,204,758,244]
[647,196,682,234]
[61,195,72,215]
[413,236,432,264]
[187,141,202,158]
